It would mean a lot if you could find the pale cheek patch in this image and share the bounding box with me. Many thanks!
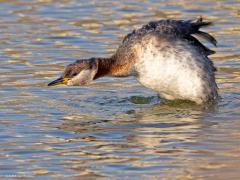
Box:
[67,81,74,86]
[67,69,97,86]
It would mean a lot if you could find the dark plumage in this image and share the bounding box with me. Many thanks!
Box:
[122,17,217,54]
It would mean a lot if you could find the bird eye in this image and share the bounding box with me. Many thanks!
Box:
[72,73,78,76]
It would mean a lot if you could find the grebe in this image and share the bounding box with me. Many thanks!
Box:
[48,17,218,105]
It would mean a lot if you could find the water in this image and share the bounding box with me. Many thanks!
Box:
[0,0,240,179]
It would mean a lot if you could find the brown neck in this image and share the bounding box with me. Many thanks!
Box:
[93,57,114,80]
[93,54,132,80]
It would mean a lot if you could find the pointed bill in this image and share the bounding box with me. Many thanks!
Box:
[48,77,70,86]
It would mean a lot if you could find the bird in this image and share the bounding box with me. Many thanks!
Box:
[48,17,218,105]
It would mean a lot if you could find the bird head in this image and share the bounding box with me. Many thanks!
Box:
[48,59,98,86]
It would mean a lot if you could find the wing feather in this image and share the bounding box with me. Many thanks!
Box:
[122,17,217,56]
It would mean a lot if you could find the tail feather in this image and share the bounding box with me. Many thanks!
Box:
[193,17,213,28]
[191,17,217,46]
[185,35,216,55]
[195,31,217,46]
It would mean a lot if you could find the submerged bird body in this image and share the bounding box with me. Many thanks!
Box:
[48,18,218,105]
[132,33,217,104]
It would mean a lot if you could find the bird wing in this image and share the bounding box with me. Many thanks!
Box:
[112,18,217,74]
[122,17,217,55]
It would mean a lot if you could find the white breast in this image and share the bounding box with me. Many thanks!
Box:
[134,35,218,104]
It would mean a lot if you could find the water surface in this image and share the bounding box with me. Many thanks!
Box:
[0,0,240,179]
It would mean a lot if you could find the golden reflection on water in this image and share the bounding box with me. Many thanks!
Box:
[0,0,240,179]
